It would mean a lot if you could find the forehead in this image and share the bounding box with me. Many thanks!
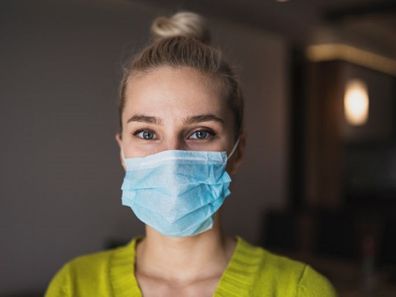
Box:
[123,66,228,117]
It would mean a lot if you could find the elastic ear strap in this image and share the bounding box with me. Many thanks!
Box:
[121,149,126,162]
[227,137,240,160]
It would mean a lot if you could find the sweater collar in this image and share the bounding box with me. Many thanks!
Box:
[110,238,142,297]
[109,236,262,296]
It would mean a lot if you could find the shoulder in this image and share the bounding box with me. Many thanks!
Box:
[236,238,337,296]
[65,248,115,278]
[45,239,137,297]
[296,264,338,297]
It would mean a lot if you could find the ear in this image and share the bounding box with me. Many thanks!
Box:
[228,132,246,175]
[115,132,126,170]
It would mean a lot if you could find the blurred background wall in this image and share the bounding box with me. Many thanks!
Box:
[0,0,288,295]
[1,0,396,296]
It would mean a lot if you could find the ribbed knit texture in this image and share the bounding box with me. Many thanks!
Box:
[45,237,337,297]
[110,239,141,297]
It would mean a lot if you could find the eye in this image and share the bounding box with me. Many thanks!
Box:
[189,129,215,140]
[134,129,157,140]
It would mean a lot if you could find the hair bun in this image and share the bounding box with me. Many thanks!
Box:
[150,11,211,44]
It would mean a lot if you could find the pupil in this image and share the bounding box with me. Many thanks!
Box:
[143,131,152,139]
[197,131,206,139]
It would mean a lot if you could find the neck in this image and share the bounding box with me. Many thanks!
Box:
[135,213,235,283]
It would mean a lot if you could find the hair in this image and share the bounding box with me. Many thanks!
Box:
[119,11,244,139]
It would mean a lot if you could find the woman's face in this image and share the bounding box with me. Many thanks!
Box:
[116,66,243,172]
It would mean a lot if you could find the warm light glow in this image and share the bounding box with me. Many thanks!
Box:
[344,79,369,126]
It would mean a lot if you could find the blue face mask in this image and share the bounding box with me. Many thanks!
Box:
[121,139,239,237]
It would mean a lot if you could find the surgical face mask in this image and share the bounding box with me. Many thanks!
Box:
[120,139,239,237]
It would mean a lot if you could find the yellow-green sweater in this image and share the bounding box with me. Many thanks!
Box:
[45,237,337,297]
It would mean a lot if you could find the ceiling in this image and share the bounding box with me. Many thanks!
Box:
[131,0,396,59]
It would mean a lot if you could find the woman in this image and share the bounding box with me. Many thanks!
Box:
[45,11,336,297]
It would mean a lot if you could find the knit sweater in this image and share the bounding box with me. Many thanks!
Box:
[45,237,337,297]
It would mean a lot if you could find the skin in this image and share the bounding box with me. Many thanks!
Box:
[116,65,245,296]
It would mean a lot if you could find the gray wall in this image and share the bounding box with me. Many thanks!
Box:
[0,0,288,294]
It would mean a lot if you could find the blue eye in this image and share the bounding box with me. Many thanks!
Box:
[189,130,214,140]
[135,130,157,140]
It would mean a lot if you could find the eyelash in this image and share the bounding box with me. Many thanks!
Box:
[189,129,216,140]
[133,129,157,140]
[132,128,216,141]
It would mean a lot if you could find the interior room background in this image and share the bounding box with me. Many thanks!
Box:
[1,0,395,296]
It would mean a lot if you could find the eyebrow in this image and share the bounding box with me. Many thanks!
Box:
[184,114,225,125]
[126,113,224,125]
[127,114,162,125]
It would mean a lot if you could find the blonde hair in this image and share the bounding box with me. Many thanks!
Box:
[151,11,210,44]
[119,12,244,138]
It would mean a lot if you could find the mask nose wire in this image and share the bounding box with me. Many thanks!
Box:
[227,137,240,160]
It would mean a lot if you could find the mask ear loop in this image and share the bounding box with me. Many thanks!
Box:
[227,137,240,160]
[120,149,127,166]
[120,149,125,160]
